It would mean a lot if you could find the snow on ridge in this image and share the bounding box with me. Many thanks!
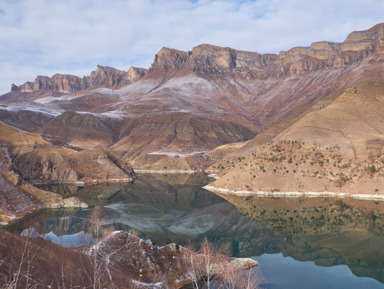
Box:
[34,96,58,104]
[33,93,81,103]
[100,110,126,119]
[148,150,208,157]
[151,75,214,97]
[0,101,63,116]
[148,151,186,157]
[92,87,120,95]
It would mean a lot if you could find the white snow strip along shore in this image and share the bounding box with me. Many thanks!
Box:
[203,185,384,201]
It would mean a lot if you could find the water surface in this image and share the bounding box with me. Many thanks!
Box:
[6,173,384,288]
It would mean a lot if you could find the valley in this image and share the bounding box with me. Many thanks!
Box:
[1,22,384,288]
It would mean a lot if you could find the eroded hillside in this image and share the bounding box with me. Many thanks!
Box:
[206,79,384,196]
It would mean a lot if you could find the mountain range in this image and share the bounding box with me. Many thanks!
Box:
[1,23,384,223]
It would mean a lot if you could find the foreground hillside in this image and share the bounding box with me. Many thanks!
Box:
[0,227,257,289]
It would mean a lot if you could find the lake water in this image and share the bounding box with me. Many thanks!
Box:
[6,173,384,289]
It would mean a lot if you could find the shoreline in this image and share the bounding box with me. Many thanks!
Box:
[134,169,218,174]
[0,197,88,226]
[32,177,135,186]
[203,185,384,201]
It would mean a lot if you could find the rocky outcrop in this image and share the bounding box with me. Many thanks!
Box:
[0,141,88,224]
[149,23,384,77]
[11,65,147,94]
[14,74,84,94]
[86,65,147,88]
[7,23,384,96]
[12,147,136,184]
[150,47,190,72]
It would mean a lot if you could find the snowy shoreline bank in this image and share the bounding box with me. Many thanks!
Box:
[203,185,384,201]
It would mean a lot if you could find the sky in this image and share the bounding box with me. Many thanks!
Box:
[0,0,383,94]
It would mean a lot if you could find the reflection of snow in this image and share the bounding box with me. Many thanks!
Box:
[21,227,95,247]
[102,202,253,238]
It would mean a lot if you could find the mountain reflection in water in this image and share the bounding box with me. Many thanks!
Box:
[6,173,384,287]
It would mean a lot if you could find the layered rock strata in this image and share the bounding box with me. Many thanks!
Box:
[151,23,384,77]
[11,65,147,94]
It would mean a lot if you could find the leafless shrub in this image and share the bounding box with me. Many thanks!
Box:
[1,234,37,289]
[83,206,119,289]
[181,239,259,289]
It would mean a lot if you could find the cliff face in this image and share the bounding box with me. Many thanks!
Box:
[150,23,384,77]
[7,23,384,96]
[11,65,147,94]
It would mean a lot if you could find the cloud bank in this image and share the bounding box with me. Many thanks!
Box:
[0,0,383,94]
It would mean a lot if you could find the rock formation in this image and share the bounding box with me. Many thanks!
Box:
[150,23,384,77]
[10,65,147,94]
[5,23,384,99]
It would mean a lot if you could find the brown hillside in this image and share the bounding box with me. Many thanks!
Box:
[207,79,384,195]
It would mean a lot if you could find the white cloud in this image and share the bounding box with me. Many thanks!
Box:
[0,0,383,94]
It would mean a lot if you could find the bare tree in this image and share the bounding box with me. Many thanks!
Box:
[181,238,259,289]
[89,206,104,240]
[84,206,109,289]
[219,263,260,289]
[83,206,122,289]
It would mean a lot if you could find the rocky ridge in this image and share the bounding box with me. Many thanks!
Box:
[10,65,147,94]
[6,23,384,98]
[151,23,384,77]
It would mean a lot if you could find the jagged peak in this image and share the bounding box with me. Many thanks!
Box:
[151,47,190,71]
[128,66,147,72]
[10,64,147,94]
[157,47,189,56]
[95,65,124,73]
[127,66,147,82]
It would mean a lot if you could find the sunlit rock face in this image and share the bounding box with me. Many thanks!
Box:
[11,65,147,94]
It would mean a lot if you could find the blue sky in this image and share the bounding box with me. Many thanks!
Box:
[0,0,383,94]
